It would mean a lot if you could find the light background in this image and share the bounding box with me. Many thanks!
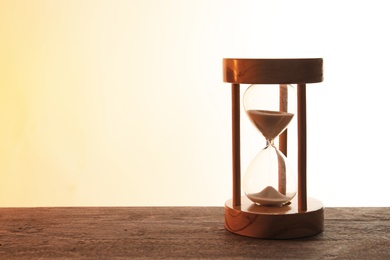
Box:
[1,0,389,206]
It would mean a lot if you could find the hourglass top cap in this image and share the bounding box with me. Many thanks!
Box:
[223,58,323,84]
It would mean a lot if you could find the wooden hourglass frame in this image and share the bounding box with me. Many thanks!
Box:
[223,58,324,239]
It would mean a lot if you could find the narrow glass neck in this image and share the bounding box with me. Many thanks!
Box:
[266,139,274,146]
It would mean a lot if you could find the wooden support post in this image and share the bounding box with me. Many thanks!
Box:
[297,83,307,211]
[279,84,288,156]
[279,84,288,195]
[231,83,241,206]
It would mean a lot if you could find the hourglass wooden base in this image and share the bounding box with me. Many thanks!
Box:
[225,196,324,239]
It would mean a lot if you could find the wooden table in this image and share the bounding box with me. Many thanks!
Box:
[0,207,389,259]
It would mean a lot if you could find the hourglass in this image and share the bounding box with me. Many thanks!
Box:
[223,58,324,239]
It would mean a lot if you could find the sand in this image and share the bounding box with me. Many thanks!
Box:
[246,186,296,206]
[246,109,294,140]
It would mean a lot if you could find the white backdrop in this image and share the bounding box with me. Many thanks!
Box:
[1,0,389,206]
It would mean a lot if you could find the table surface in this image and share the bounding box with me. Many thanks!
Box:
[0,207,389,259]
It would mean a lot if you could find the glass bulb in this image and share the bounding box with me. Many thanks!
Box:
[243,84,297,206]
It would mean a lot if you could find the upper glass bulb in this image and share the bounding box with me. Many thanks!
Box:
[243,84,296,141]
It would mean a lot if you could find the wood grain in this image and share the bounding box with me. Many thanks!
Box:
[225,196,323,239]
[231,83,241,206]
[297,83,307,211]
[0,207,389,259]
[223,58,323,84]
